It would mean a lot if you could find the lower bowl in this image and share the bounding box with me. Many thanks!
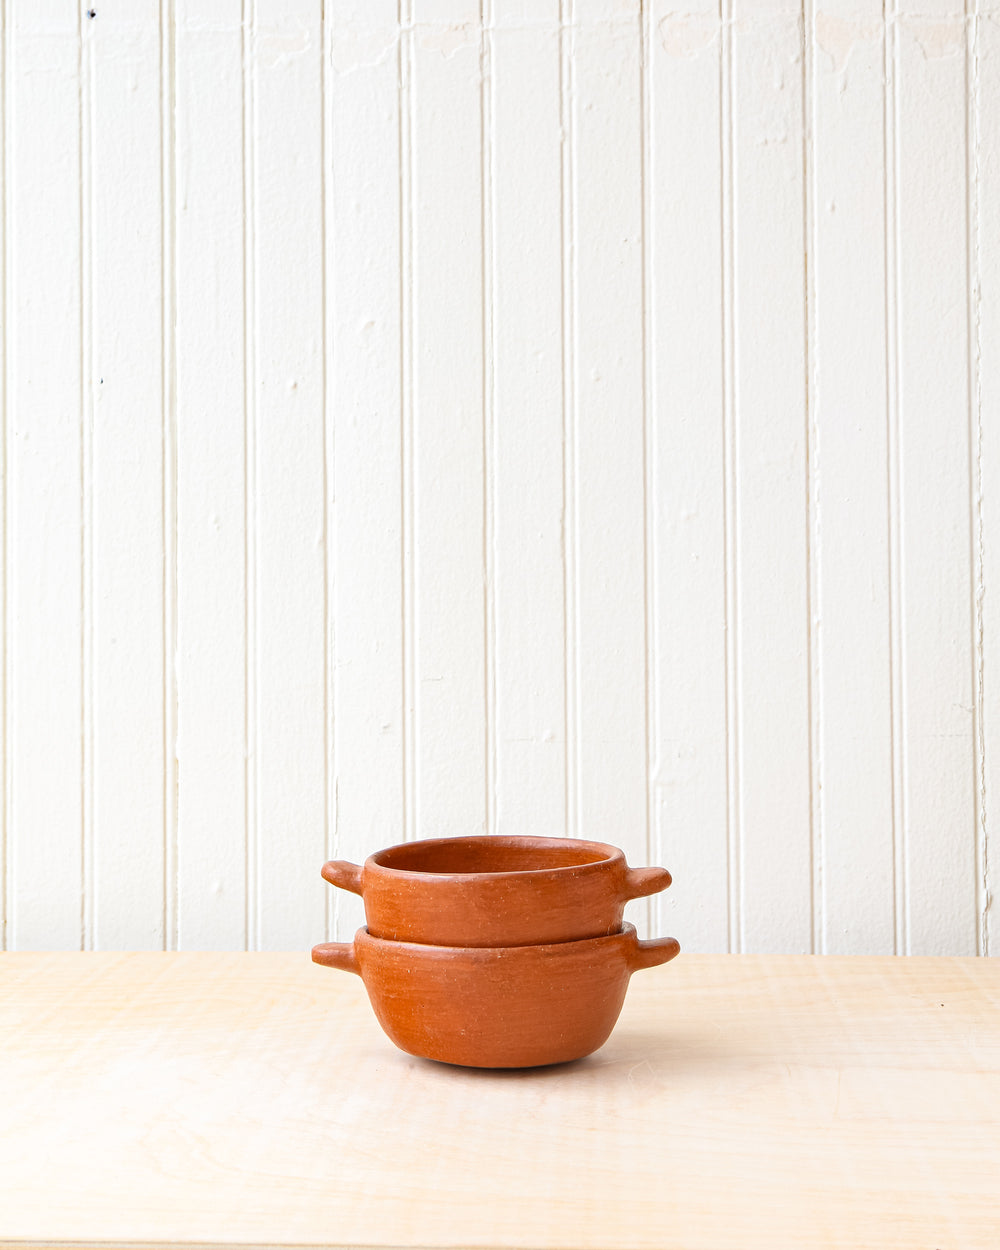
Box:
[312,923,680,1068]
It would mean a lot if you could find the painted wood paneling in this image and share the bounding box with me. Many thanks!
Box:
[0,1,994,955]
[895,0,976,954]
[89,0,167,949]
[250,0,327,950]
[0,0,6,954]
[327,0,403,941]
[979,0,1000,956]
[6,1,85,949]
[811,0,894,954]
[410,0,487,842]
[647,0,728,952]
[731,0,812,952]
[572,1,649,931]
[175,0,247,949]
[491,0,566,843]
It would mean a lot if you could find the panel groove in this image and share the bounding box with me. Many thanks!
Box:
[241,0,257,951]
[399,0,415,844]
[802,0,820,954]
[80,4,96,953]
[162,0,179,952]
[967,0,988,956]
[639,0,654,916]
[0,0,8,952]
[884,0,905,956]
[559,0,578,841]
[481,0,497,840]
[321,0,333,944]
[720,0,739,953]
[978,0,999,958]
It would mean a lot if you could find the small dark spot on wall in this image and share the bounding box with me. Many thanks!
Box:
[87,9,97,18]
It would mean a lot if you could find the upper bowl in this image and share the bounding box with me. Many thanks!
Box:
[321,834,671,947]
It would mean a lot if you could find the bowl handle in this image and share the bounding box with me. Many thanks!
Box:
[311,941,361,975]
[623,866,672,899]
[321,860,364,895]
[630,935,680,972]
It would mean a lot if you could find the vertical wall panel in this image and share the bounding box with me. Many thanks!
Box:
[979,0,1000,956]
[7,2,84,949]
[175,0,247,949]
[812,0,894,953]
[896,0,976,954]
[560,0,578,850]
[648,0,729,951]
[491,1,566,840]
[411,0,486,839]
[572,1,648,914]
[0,0,8,949]
[89,0,166,949]
[732,0,812,952]
[251,0,327,949]
[328,0,403,940]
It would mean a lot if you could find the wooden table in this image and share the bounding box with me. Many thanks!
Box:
[1,951,998,1249]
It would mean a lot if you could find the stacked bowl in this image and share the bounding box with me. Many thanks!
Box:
[312,835,679,1069]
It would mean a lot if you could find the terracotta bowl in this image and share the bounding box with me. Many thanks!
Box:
[312,923,680,1068]
[321,835,671,947]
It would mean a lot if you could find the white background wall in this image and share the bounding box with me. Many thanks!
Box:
[1,0,997,954]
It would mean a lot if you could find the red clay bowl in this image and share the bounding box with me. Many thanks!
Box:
[312,922,680,1068]
[321,835,671,947]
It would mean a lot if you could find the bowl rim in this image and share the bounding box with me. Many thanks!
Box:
[353,920,638,961]
[366,834,625,882]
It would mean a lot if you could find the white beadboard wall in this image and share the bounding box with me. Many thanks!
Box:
[0,0,997,954]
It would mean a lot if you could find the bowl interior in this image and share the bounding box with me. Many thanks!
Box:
[372,837,616,876]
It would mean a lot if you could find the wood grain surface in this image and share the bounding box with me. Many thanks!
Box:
[1,951,998,1249]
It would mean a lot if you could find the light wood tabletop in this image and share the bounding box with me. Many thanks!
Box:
[1,950,998,1249]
